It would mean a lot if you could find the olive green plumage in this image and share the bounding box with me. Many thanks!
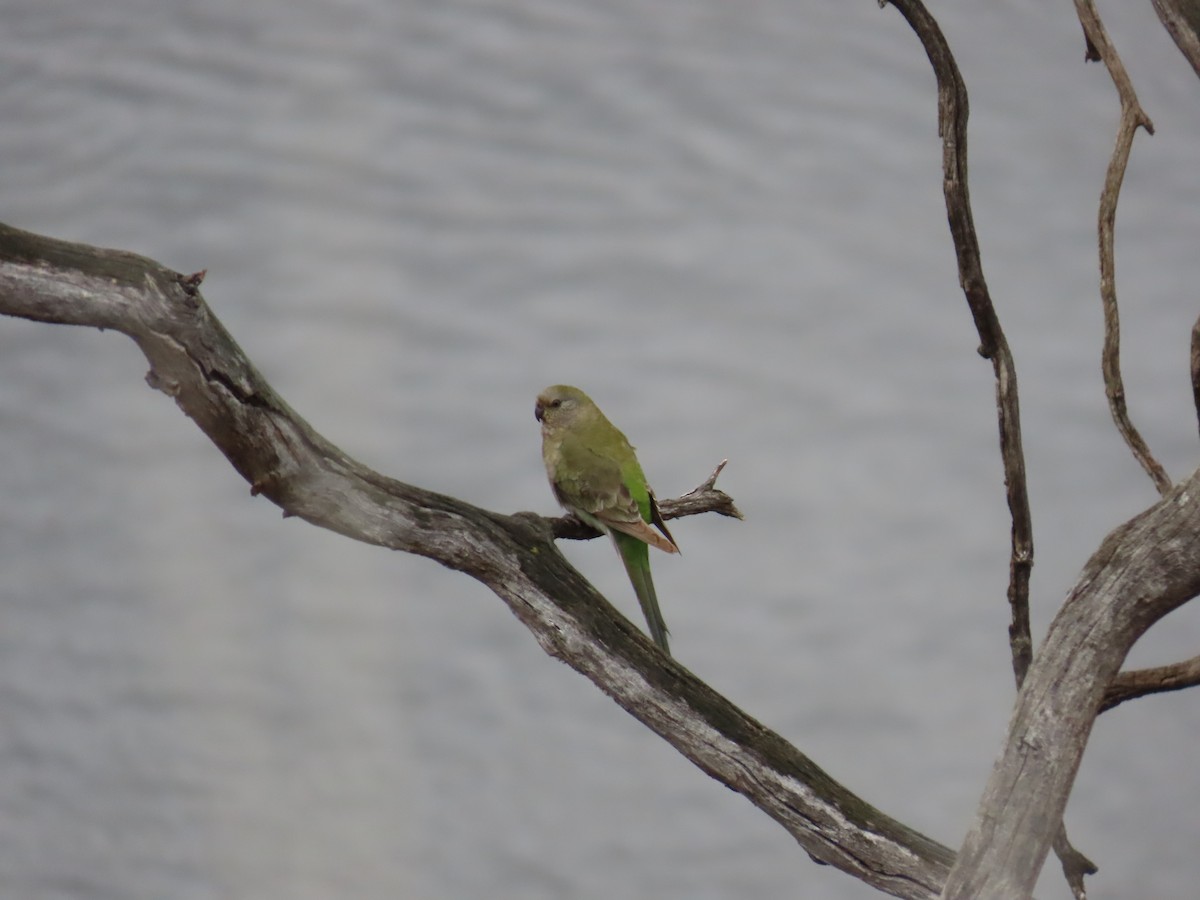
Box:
[535,384,678,653]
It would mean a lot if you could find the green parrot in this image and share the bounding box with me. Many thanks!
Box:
[535,384,679,654]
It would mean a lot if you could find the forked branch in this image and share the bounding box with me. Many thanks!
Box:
[1074,0,1170,497]
[881,0,1104,896]
[882,0,1035,704]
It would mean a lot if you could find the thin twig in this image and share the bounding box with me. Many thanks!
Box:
[689,458,732,494]
[881,1,1101,894]
[1074,0,1170,498]
[882,0,1034,695]
[1052,830,1098,900]
[1101,654,1200,712]
[0,220,959,900]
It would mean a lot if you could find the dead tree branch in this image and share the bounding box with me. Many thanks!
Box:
[1102,653,1200,712]
[0,221,959,900]
[1075,0,1170,497]
[1151,0,1200,78]
[938,480,1200,899]
[881,3,1094,892]
[881,0,1035,707]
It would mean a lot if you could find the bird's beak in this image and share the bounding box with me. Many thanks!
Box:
[534,399,545,422]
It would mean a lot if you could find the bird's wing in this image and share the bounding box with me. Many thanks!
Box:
[554,437,678,554]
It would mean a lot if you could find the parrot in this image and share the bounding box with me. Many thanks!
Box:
[534,384,678,654]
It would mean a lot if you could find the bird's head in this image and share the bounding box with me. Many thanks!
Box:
[535,384,592,428]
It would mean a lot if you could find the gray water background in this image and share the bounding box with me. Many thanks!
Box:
[2,1,1200,897]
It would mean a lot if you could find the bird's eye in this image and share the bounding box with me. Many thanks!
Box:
[548,399,562,409]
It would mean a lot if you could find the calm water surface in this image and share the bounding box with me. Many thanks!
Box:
[2,2,1200,897]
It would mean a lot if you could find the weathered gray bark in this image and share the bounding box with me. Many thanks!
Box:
[6,210,1198,898]
[0,222,957,899]
[1151,0,1200,78]
[934,0,1200,893]
[940,483,1200,897]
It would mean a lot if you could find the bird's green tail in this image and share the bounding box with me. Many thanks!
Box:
[613,532,670,655]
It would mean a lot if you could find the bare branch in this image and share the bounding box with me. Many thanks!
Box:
[1151,0,1200,78]
[1051,830,1098,900]
[879,1,1111,894]
[689,458,733,495]
[939,486,1200,899]
[1074,0,1171,497]
[882,0,1034,690]
[1101,654,1200,712]
[0,221,958,900]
